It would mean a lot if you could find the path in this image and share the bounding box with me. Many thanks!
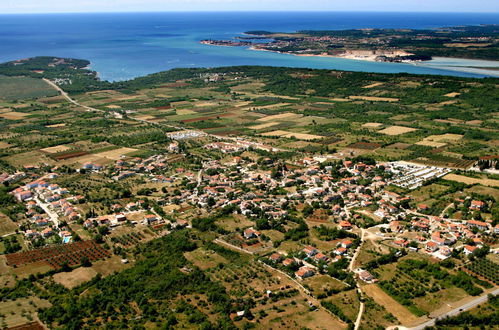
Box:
[440,202,454,218]
[213,238,254,255]
[406,288,499,330]
[43,79,104,113]
[349,228,366,330]
[258,260,348,326]
[43,79,284,151]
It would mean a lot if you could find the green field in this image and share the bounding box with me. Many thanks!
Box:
[0,76,58,100]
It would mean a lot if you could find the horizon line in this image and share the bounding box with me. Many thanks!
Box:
[1,10,499,15]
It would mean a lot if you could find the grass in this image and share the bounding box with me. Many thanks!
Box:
[0,213,17,236]
[0,297,51,327]
[0,76,58,100]
[184,248,228,270]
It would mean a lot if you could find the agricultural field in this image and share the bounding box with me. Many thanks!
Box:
[6,240,110,269]
[0,57,497,330]
[0,76,58,100]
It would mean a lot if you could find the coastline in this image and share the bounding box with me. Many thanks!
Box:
[247,45,422,64]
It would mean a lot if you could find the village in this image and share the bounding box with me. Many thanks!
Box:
[2,135,496,290]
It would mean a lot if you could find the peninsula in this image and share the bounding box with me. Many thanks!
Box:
[201,25,499,63]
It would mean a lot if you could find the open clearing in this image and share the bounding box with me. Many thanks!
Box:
[0,111,29,119]
[443,173,499,188]
[0,212,17,236]
[53,267,98,289]
[40,144,72,154]
[363,284,418,324]
[184,248,228,270]
[379,126,418,135]
[93,147,138,160]
[444,92,461,97]
[105,105,121,109]
[349,95,399,102]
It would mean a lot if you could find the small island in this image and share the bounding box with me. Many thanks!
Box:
[201,25,499,63]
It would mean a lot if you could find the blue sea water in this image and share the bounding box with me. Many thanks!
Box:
[0,12,498,81]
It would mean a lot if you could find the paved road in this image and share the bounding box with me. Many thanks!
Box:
[34,197,60,228]
[407,288,499,330]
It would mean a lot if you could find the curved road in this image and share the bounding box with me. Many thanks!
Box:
[407,288,499,330]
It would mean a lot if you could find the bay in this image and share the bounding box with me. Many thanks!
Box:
[0,12,498,81]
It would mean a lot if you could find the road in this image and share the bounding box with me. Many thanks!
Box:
[43,78,105,113]
[349,228,366,330]
[43,79,286,152]
[34,197,60,228]
[407,288,499,330]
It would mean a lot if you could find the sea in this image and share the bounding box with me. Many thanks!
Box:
[0,12,498,81]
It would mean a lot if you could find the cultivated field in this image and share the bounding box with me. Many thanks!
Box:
[0,111,29,120]
[349,96,399,102]
[443,173,499,188]
[261,130,322,141]
[40,144,72,154]
[93,147,138,160]
[362,284,419,325]
[362,122,383,128]
[0,76,58,100]
[379,126,418,136]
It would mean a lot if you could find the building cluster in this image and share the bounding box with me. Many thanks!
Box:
[387,162,451,189]
[11,173,82,243]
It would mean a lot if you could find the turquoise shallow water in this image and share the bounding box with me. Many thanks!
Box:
[0,12,498,81]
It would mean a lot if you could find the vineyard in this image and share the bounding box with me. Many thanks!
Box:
[465,259,499,285]
[6,240,110,269]
[110,231,146,247]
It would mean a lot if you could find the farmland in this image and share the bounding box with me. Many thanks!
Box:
[6,240,110,269]
[0,56,497,329]
[0,76,58,100]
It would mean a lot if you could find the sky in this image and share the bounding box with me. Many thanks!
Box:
[1,0,499,14]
